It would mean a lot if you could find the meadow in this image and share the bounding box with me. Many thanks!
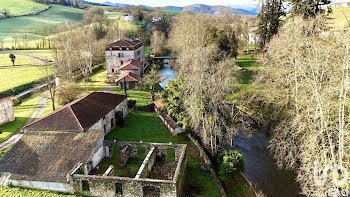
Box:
[0,54,44,66]
[0,0,49,17]
[0,4,83,47]
[3,49,54,59]
[327,7,350,30]
[0,65,52,93]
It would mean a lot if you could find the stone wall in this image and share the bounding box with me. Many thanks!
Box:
[0,97,15,126]
[89,99,128,135]
[69,141,187,197]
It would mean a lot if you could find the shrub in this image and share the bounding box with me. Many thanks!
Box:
[128,99,136,109]
[217,150,244,178]
[56,82,82,105]
[12,96,21,106]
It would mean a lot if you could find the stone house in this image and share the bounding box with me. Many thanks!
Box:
[105,39,145,78]
[0,129,105,192]
[0,94,15,126]
[120,14,134,21]
[22,92,128,135]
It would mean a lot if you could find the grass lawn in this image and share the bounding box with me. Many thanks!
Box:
[105,11,122,19]
[0,65,52,93]
[221,173,256,197]
[0,54,44,66]
[0,0,49,17]
[0,186,73,197]
[144,45,151,56]
[0,92,42,144]
[3,49,54,59]
[327,7,350,30]
[105,110,222,196]
[0,5,83,47]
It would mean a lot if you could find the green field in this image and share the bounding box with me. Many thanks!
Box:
[0,4,83,47]
[3,50,54,59]
[149,9,183,16]
[0,0,49,17]
[327,7,350,30]
[0,54,44,66]
[0,65,52,93]
[0,186,72,197]
[0,93,42,144]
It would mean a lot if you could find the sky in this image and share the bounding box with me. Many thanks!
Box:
[86,0,259,7]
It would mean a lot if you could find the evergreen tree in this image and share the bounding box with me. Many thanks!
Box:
[257,0,285,49]
[289,0,331,18]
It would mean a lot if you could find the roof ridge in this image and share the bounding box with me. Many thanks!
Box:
[23,92,93,129]
[68,106,85,132]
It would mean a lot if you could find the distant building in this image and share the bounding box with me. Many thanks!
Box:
[105,39,145,89]
[152,16,162,23]
[0,94,14,126]
[120,13,134,21]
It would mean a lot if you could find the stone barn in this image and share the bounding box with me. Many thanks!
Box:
[0,94,15,126]
[22,92,128,135]
[0,130,105,192]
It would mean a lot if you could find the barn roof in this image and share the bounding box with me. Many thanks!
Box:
[0,130,103,183]
[116,72,139,82]
[23,92,127,132]
[106,39,143,51]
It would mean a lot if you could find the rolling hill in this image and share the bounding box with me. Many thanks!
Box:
[0,4,83,47]
[0,0,49,17]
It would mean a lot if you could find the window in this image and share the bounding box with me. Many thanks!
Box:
[118,53,123,58]
[121,61,123,65]
[115,183,123,194]
[111,118,114,128]
[82,180,90,191]
[112,68,115,73]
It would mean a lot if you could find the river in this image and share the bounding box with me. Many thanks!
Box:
[158,59,302,196]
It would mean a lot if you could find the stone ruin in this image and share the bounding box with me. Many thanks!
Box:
[67,141,187,197]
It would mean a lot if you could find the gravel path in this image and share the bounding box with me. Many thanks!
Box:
[0,92,48,151]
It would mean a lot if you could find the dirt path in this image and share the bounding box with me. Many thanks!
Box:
[0,92,48,151]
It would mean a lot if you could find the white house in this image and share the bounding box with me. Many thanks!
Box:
[0,94,15,126]
[152,16,162,23]
[120,14,134,21]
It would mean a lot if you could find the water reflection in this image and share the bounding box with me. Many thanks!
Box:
[159,59,176,88]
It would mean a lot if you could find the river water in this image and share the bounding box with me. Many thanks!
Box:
[158,59,302,196]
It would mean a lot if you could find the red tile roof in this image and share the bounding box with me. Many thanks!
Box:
[116,72,139,82]
[23,92,127,132]
[119,59,140,70]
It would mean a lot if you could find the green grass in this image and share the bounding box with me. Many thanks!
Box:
[0,186,73,197]
[4,49,54,59]
[221,173,256,197]
[0,93,42,144]
[105,11,122,19]
[0,54,44,66]
[0,0,49,17]
[150,9,183,16]
[0,65,52,93]
[105,110,187,144]
[327,7,350,30]
[0,5,83,46]
[144,45,151,56]
[78,69,112,92]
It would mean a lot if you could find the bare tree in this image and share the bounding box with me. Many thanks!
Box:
[252,16,350,196]
[43,67,56,111]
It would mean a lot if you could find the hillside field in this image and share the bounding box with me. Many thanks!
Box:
[0,54,44,66]
[0,0,49,17]
[0,4,83,47]
[327,7,350,30]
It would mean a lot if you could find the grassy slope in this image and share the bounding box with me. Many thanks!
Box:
[0,0,49,17]
[0,93,42,144]
[327,7,350,30]
[3,50,54,59]
[0,54,44,66]
[0,5,83,44]
[0,186,73,197]
[0,65,52,93]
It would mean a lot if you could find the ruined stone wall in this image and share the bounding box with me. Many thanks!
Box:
[136,146,156,178]
[0,97,15,126]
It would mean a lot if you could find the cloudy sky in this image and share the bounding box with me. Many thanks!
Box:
[85,0,259,7]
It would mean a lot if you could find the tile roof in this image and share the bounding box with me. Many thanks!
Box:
[119,59,140,70]
[0,130,104,183]
[153,99,165,110]
[23,92,127,132]
[0,94,11,100]
[116,72,139,83]
[106,39,143,51]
